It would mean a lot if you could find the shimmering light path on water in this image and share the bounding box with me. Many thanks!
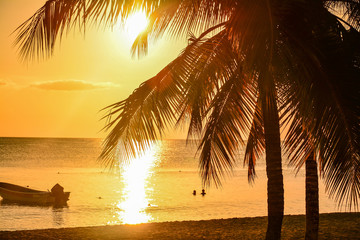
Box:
[112,144,160,224]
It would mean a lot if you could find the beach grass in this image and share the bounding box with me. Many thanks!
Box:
[0,213,359,239]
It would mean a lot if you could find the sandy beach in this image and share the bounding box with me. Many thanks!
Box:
[0,213,359,240]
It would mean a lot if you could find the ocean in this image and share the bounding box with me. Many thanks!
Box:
[0,137,342,230]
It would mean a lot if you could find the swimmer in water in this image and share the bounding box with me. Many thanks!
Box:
[201,189,206,196]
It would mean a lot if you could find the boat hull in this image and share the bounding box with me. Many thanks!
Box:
[0,182,70,205]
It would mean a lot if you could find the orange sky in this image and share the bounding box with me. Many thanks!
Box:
[0,0,187,138]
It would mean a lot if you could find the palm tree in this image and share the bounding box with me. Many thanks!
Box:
[305,151,319,240]
[14,1,360,239]
[281,14,360,239]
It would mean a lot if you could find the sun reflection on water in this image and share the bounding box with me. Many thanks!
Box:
[111,143,160,224]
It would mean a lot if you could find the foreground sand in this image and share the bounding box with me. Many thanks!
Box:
[0,213,359,239]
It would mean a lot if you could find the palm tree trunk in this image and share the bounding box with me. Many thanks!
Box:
[260,73,284,240]
[305,151,319,240]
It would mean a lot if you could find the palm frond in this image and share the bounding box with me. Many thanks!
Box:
[175,30,234,139]
[100,59,184,167]
[198,67,257,187]
[100,27,231,166]
[244,98,265,183]
[280,15,360,208]
[310,16,360,209]
[325,0,360,30]
[14,0,86,61]
[14,0,233,60]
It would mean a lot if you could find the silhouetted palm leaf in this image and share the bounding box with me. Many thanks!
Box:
[244,98,265,183]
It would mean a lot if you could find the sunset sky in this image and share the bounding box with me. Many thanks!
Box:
[0,0,187,138]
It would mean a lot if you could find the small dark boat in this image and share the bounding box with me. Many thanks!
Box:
[0,182,70,205]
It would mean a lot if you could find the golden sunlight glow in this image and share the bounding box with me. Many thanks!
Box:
[115,144,159,224]
[125,11,149,42]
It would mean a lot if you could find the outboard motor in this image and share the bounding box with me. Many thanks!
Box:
[51,183,68,206]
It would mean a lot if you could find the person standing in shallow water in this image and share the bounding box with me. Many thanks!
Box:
[192,190,196,195]
[201,189,206,196]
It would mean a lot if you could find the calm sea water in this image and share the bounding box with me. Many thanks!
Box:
[0,137,343,230]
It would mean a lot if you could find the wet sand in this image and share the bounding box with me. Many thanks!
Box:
[0,213,359,239]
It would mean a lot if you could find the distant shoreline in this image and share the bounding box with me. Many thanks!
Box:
[0,136,188,140]
[0,136,103,140]
[1,213,359,239]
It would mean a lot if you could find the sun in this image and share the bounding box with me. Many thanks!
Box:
[125,11,149,41]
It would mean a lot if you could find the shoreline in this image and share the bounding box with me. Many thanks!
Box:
[0,212,359,239]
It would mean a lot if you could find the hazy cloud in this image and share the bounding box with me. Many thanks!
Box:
[31,80,119,91]
[0,81,6,86]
